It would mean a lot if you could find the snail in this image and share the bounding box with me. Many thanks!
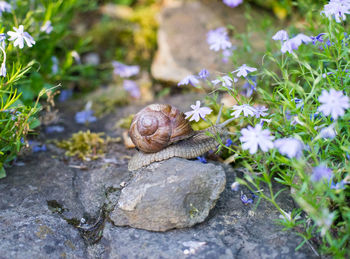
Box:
[128,103,235,171]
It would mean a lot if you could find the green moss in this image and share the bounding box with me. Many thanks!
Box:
[56,130,106,160]
[115,114,135,129]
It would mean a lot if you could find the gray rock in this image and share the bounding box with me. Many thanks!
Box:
[90,166,318,259]
[110,157,226,231]
[151,1,266,84]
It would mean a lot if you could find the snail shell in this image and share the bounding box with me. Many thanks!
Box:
[129,104,195,153]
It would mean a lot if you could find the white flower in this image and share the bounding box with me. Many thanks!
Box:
[279,209,301,222]
[231,104,256,118]
[317,88,349,119]
[40,20,53,34]
[211,75,237,87]
[0,1,11,16]
[184,101,212,122]
[232,64,257,77]
[254,106,268,118]
[240,124,274,154]
[272,30,289,41]
[315,208,335,236]
[274,138,304,159]
[319,124,337,139]
[7,25,35,49]
[178,75,200,87]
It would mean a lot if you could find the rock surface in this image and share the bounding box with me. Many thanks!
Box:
[151,0,266,84]
[110,158,226,231]
[0,94,318,258]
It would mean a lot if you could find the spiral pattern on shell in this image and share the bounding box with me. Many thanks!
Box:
[129,104,194,153]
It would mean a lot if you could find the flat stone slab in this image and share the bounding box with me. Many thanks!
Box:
[110,158,226,231]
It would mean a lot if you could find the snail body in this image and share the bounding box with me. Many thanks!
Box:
[128,104,230,171]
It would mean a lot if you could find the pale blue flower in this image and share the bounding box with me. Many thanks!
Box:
[123,80,140,98]
[198,69,209,79]
[7,25,35,49]
[184,101,212,122]
[254,106,268,118]
[59,89,72,102]
[0,33,6,48]
[207,27,232,52]
[51,56,59,75]
[223,0,243,8]
[240,124,274,154]
[231,104,256,118]
[272,30,289,41]
[40,20,53,34]
[311,165,333,182]
[316,208,335,236]
[274,138,304,159]
[212,75,237,88]
[0,61,6,77]
[75,109,97,124]
[112,61,139,78]
[317,88,349,119]
[0,1,11,16]
[281,33,312,54]
[232,64,257,77]
[46,125,65,134]
[322,0,350,23]
[319,124,337,139]
[222,47,235,63]
[178,75,200,87]
[231,181,240,191]
[71,50,81,64]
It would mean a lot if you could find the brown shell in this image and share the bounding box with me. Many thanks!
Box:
[129,104,194,153]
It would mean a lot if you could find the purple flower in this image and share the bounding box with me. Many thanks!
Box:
[58,89,73,102]
[281,33,312,54]
[317,88,349,120]
[311,165,333,182]
[112,61,139,78]
[178,75,200,87]
[272,30,289,41]
[184,100,212,122]
[28,141,47,153]
[322,71,334,78]
[231,104,256,118]
[225,138,233,147]
[330,180,345,190]
[254,106,268,118]
[311,33,326,45]
[197,156,207,163]
[241,76,257,97]
[240,191,254,204]
[0,1,12,16]
[240,124,274,154]
[123,80,140,98]
[40,21,53,34]
[198,69,210,79]
[223,0,243,8]
[212,75,237,88]
[232,64,257,77]
[274,138,304,159]
[322,0,350,23]
[75,109,97,124]
[207,27,232,52]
